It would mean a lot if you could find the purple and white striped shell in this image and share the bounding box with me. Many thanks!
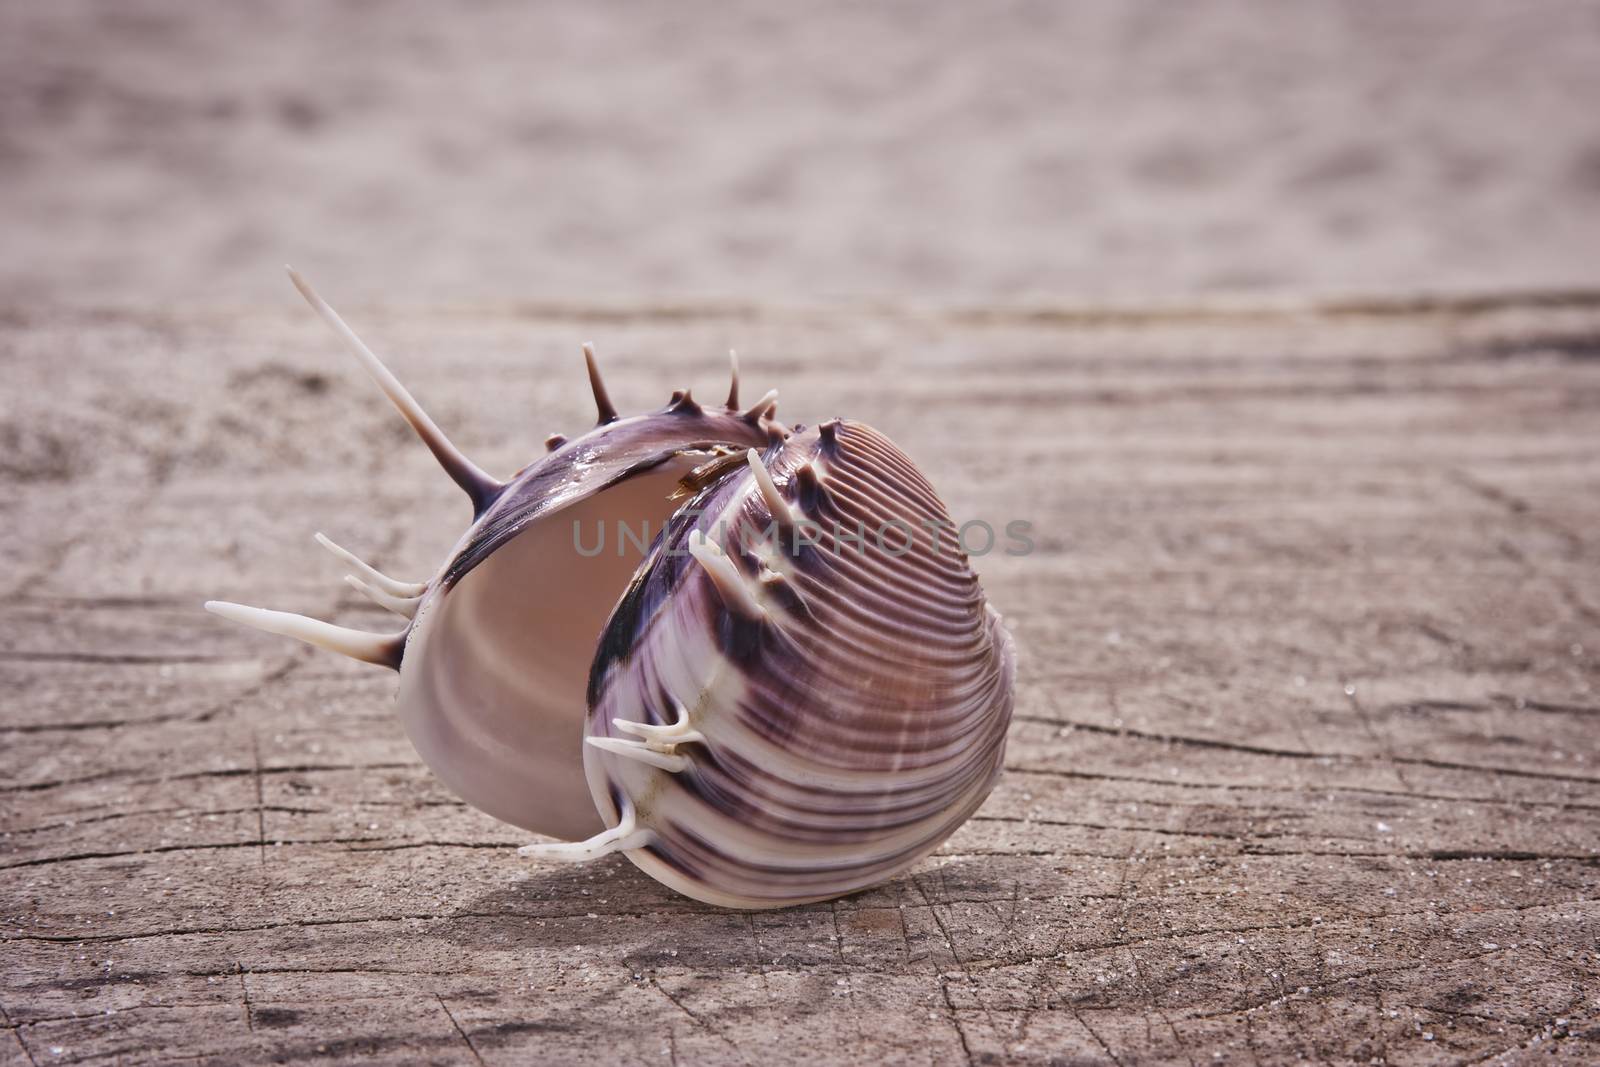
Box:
[208,270,1015,909]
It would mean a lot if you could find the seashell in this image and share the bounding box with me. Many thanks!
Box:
[208,269,1015,909]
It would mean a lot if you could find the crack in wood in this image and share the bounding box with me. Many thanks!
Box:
[436,995,485,1066]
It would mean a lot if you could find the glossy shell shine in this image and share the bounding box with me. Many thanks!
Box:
[207,272,1016,911]
[584,421,1015,908]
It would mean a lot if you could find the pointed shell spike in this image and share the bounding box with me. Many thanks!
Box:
[687,528,767,620]
[582,342,619,424]
[586,735,690,773]
[818,417,841,450]
[726,349,740,408]
[286,267,502,517]
[742,388,778,423]
[614,707,704,748]
[745,448,794,527]
[518,799,654,862]
[669,387,701,415]
[204,600,406,670]
[794,461,827,513]
[343,574,419,619]
[314,532,426,598]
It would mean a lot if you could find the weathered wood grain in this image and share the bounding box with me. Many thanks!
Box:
[3,296,1598,1064]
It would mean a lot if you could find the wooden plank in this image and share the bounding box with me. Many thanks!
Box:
[3,298,1598,1064]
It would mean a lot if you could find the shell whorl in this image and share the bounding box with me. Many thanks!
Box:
[582,421,1015,909]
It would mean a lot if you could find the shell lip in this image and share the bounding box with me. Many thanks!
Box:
[438,407,778,590]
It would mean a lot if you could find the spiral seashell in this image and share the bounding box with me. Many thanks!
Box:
[208,269,1015,909]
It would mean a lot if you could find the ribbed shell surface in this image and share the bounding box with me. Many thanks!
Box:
[584,420,1016,909]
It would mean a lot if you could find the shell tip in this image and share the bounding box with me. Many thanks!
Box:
[205,599,406,670]
[583,342,620,424]
[795,461,827,513]
[344,574,419,619]
[742,387,779,424]
[287,269,502,516]
[745,448,794,527]
[668,385,707,415]
[586,735,689,773]
[688,529,767,620]
[668,388,703,416]
[313,532,427,597]
[519,802,654,863]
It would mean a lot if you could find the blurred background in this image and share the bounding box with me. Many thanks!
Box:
[4,0,1600,311]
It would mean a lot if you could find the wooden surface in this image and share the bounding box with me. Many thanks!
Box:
[3,295,1599,1064]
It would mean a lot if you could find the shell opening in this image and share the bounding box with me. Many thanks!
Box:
[397,457,703,841]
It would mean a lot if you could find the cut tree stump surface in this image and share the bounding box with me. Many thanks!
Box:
[3,296,1598,1064]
